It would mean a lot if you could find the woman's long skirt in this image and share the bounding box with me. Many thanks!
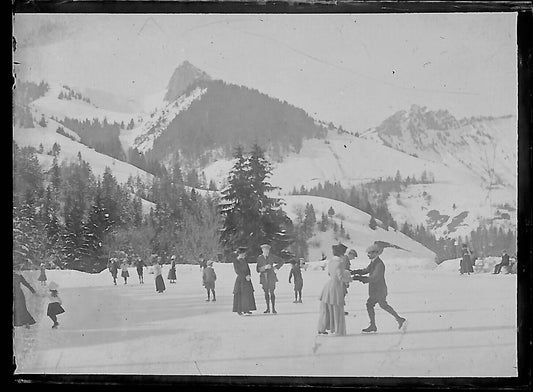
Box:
[38,270,47,282]
[13,290,36,327]
[155,275,166,293]
[232,280,256,313]
[167,268,176,280]
[317,302,346,336]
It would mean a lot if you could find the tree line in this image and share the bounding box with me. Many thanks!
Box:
[13,142,223,272]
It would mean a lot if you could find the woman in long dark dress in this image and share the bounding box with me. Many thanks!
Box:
[167,255,177,283]
[460,245,474,275]
[13,271,37,328]
[37,263,47,286]
[232,247,256,315]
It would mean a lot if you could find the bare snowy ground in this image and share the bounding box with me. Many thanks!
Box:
[13,260,516,377]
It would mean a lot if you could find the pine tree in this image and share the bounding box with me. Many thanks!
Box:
[83,182,114,260]
[303,203,317,237]
[327,206,335,217]
[220,145,288,255]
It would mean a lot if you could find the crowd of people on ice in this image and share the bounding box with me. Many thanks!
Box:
[13,242,516,336]
[100,241,406,336]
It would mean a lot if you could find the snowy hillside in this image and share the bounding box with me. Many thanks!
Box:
[30,82,139,124]
[282,195,436,268]
[14,72,516,243]
[14,122,156,215]
[202,126,515,239]
[203,129,470,191]
[361,106,517,188]
[13,120,154,185]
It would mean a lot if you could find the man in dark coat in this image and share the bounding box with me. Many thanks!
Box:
[493,249,510,274]
[352,244,406,333]
[108,258,119,285]
[256,243,284,314]
[134,257,146,284]
[232,247,257,315]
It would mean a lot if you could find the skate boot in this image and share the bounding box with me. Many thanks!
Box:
[362,324,377,333]
[397,317,406,329]
[264,307,270,314]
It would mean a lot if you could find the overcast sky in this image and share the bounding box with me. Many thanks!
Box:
[13,13,517,131]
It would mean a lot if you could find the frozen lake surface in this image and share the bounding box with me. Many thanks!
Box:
[13,260,517,377]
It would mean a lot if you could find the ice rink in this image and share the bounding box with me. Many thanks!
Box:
[13,260,517,377]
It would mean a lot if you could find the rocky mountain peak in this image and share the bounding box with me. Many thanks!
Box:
[164,61,211,102]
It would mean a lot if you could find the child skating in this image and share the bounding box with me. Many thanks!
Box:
[289,258,304,303]
[202,260,217,301]
[46,282,65,329]
[121,260,130,284]
[38,263,47,286]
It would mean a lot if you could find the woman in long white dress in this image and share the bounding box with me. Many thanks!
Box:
[153,258,166,293]
[317,244,353,336]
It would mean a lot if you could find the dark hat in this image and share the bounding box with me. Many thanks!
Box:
[237,246,247,253]
[332,243,348,254]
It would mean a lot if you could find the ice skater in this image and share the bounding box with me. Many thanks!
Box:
[38,263,47,286]
[342,248,358,315]
[232,247,256,315]
[154,258,166,293]
[168,255,177,283]
[120,259,130,284]
[317,244,353,336]
[256,244,284,314]
[135,257,146,284]
[46,282,65,329]
[352,244,406,333]
[459,244,474,275]
[108,258,119,285]
[288,256,304,303]
[13,268,37,329]
[202,260,217,301]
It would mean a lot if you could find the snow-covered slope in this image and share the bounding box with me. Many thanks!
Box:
[119,86,207,154]
[13,120,154,186]
[203,129,472,191]
[30,83,139,124]
[282,195,436,268]
[361,106,517,188]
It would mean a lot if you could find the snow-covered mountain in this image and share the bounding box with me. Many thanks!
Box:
[13,62,517,242]
[164,60,211,103]
[360,105,517,188]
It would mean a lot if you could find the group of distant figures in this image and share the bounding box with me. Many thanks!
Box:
[459,245,516,275]
[229,242,405,336]
[104,240,405,336]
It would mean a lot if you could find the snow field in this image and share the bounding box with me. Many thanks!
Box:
[14,258,516,377]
